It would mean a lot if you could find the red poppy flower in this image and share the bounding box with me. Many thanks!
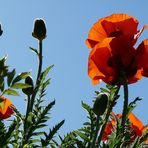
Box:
[86,13,145,48]
[102,112,148,144]
[86,13,148,85]
[0,96,14,119]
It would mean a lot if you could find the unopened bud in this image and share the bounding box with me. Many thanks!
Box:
[93,93,108,116]
[22,76,34,96]
[32,19,46,40]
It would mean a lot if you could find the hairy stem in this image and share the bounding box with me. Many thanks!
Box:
[97,86,120,146]
[121,77,128,131]
[91,116,100,148]
[29,40,43,112]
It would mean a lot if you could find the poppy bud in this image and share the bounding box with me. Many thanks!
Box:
[22,76,34,96]
[32,19,46,40]
[93,93,108,116]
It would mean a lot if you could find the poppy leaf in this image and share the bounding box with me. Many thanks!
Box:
[29,47,39,55]
[40,65,54,83]
[11,83,31,89]
[7,69,16,87]
[0,76,4,92]
[3,89,19,96]
[0,101,4,110]
[74,131,89,142]
[12,72,30,85]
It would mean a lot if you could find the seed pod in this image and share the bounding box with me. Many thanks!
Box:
[22,76,34,96]
[32,19,46,40]
[93,93,108,116]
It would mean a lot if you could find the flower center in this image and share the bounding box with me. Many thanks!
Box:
[109,29,122,37]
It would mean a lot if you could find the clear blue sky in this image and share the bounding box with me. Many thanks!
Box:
[0,0,148,136]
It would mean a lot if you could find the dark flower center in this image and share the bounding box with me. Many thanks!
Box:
[109,30,122,37]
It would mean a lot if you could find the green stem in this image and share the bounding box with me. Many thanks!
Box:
[91,116,100,148]
[23,95,30,144]
[121,77,128,131]
[25,95,31,123]
[97,107,111,146]
[29,40,43,112]
[97,86,120,146]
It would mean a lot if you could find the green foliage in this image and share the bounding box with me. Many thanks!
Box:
[41,120,65,147]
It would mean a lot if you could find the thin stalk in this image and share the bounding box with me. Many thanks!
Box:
[97,86,120,146]
[121,77,128,131]
[91,116,100,148]
[29,39,43,112]
[25,95,31,124]
[97,107,111,146]
[23,95,30,145]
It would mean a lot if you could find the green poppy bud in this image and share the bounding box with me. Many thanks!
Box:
[93,93,108,116]
[22,76,34,96]
[32,19,46,40]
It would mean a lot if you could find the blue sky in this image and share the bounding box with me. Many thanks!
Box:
[0,0,148,136]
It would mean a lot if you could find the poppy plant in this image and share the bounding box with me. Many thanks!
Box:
[86,13,148,85]
[102,112,148,144]
[0,96,14,119]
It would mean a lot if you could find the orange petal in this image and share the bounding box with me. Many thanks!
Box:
[128,113,146,134]
[88,38,116,84]
[0,96,13,119]
[86,13,139,48]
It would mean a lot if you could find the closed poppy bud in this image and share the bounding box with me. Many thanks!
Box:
[22,76,34,96]
[93,93,108,116]
[32,19,46,40]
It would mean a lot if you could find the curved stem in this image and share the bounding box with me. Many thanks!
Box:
[91,116,100,148]
[97,85,120,146]
[25,95,31,122]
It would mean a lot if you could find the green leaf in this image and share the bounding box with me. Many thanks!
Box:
[3,89,19,96]
[0,101,4,110]
[127,97,142,115]
[0,76,4,91]
[40,65,54,83]
[74,131,89,142]
[41,120,65,146]
[29,47,39,55]
[7,69,16,87]
[12,72,30,85]
[11,83,31,89]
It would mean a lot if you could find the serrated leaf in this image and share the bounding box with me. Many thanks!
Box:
[81,101,91,112]
[29,47,39,55]
[3,89,19,96]
[11,83,31,89]
[0,76,4,91]
[36,124,47,129]
[42,120,65,146]
[7,69,16,86]
[0,101,4,110]
[40,65,54,83]
[74,131,89,142]
[12,72,30,85]
[32,132,44,136]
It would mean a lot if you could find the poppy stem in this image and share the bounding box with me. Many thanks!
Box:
[121,75,128,131]
[97,86,120,146]
[29,39,43,112]
[91,116,100,148]
[24,95,30,129]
